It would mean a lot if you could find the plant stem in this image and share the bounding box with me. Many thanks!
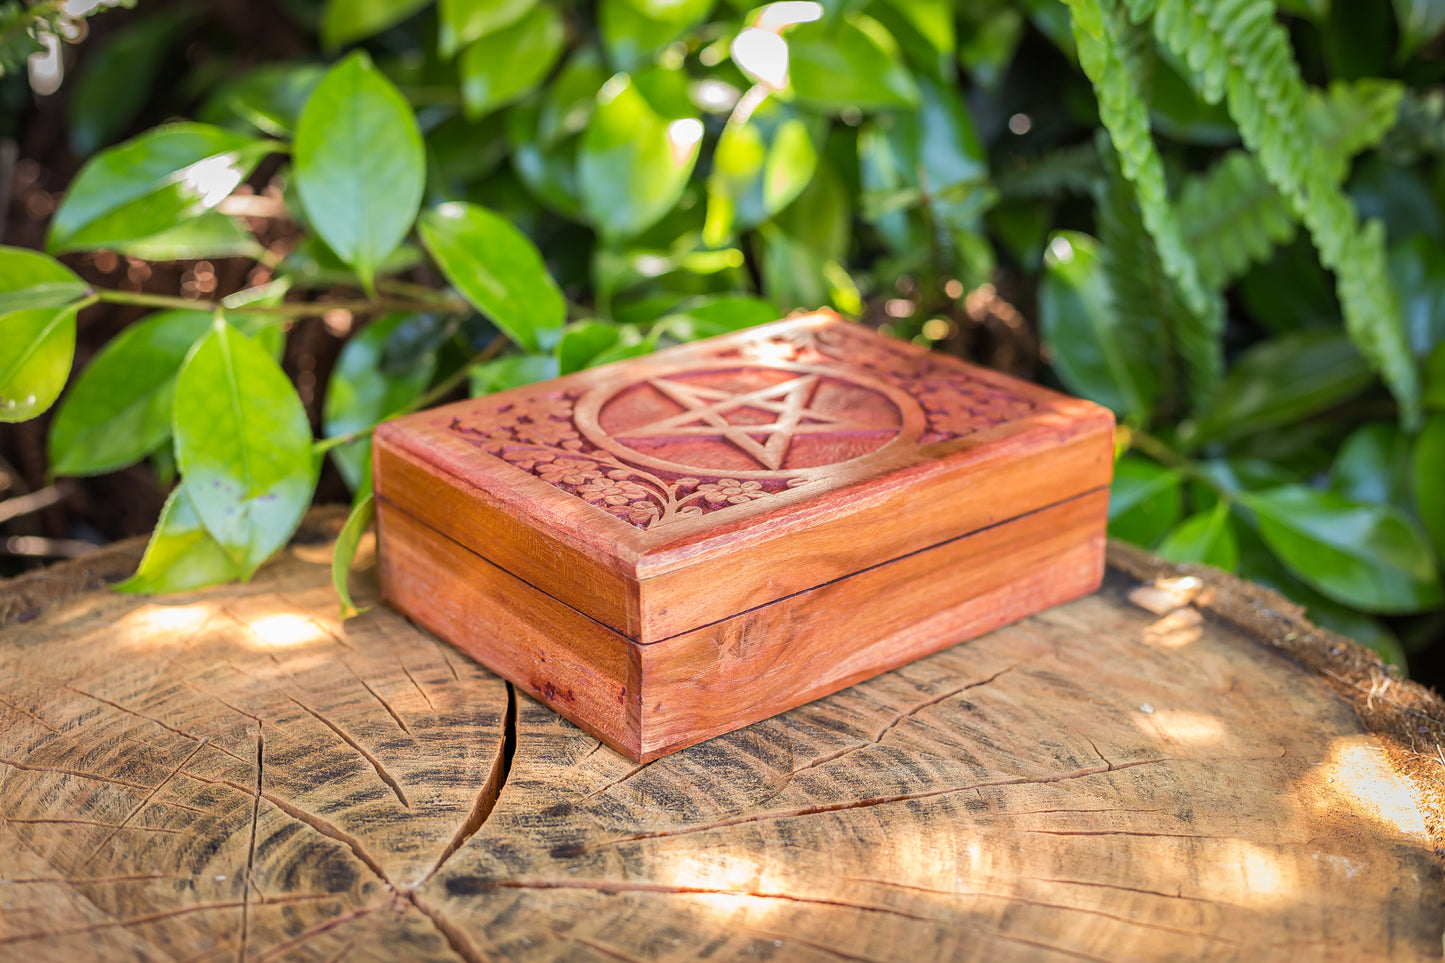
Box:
[312,334,509,455]
[94,287,469,317]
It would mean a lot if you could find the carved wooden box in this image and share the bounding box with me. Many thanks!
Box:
[373,312,1115,761]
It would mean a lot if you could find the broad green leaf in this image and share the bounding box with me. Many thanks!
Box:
[1158,503,1239,571]
[117,484,246,594]
[0,305,79,423]
[459,5,566,119]
[600,0,713,70]
[1393,0,1445,58]
[1414,414,1445,563]
[1038,231,1157,423]
[1239,486,1442,613]
[538,48,608,146]
[321,0,431,48]
[1187,330,1375,447]
[293,53,425,293]
[508,100,586,219]
[174,322,317,578]
[47,124,272,253]
[704,90,820,245]
[68,13,185,156]
[653,295,779,341]
[577,72,702,241]
[470,353,560,395]
[590,331,659,366]
[110,212,263,262]
[1107,455,1182,548]
[0,246,87,315]
[757,223,861,315]
[199,63,327,138]
[440,0,538,57]
[323,313,438,490]
[333,485,375,618]
[418,202,565,352]
[957,3,1023,87]
[558,320,622,373]
[49,310,212,476]
[873,0,956,78]
[1389,235,1445,358]
[786,15,919,112]
[1329,422,1414,511]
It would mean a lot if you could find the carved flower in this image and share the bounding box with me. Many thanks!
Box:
[501,449,556,472]
[621,500,660,525]
[697,479,766,505]
[508,394,573,423]
[578,477,654,507]
[536,457,603,486]
[515,419,580,446]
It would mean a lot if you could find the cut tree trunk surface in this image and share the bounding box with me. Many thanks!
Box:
[1,512,1443,962]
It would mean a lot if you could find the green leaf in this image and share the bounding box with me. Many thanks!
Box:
[1107,455,1183,548]
[1187,330,1375,447]
[199,63,326,138]
[1393,0,1445,58]
[440,0,538,57]
[333,485,375,618]
[458,5,566,119]
[174,322,317,579]
[323,314,437,490]
[785,15,919,112]
[321,0,431,48]
[1329,422,1414,511]
[1413,413,1445,563]
[67,13,185,157]
[49,310,212,476]
[0,305,79,423]
[1239,486,1442,614]
[537,48,608,146]
[109,212,263,262]
[293,53,425,293]
[0,246,87,315]
[418,202,566,352]
[652,295,779,341]
[1389,235,1445,359]
[469,353,560,395]
[557,320,622,373]
[116,484,246,594]
[600,0,713,69]
[704,89,819,245]
[577,72,702,242]
[1158,502,1238,571]
[47,123,272,254]
[1038,231,1157,423]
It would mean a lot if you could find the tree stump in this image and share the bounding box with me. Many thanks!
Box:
[2,514,1443,961]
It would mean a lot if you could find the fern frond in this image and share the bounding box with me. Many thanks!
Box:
[1095,133,1178,420]
[994,142,1103,200]
[1179,151,1294,290]
[1063,0,1225,408]
[1148,0,1420,427]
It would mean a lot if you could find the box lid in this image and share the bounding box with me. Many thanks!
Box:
[373,312,1114,642]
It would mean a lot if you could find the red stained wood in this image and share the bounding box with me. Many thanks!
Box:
[374,312,1115,760]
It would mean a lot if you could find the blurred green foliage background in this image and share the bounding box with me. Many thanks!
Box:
[1,0,1444,676]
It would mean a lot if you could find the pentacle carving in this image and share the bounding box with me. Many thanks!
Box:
[574,364,921,479]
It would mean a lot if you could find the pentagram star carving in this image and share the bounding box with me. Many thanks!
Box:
[615,374,887,471]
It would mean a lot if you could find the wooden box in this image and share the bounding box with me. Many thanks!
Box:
[373,312,1115,761]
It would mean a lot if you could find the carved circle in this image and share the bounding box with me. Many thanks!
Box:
[573,362,925,480]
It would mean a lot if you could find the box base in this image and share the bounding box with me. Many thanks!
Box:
[378,489,1107,761]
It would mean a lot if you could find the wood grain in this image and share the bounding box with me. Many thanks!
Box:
[2,536,1441,960]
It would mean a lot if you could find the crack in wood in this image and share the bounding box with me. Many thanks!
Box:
[744,927,887,963]
[0,894,336,946]
[449,878,937,921]
[249,901,388,963]
[284,696,411,808]
[66,685,250,765]
[406,892,491,963]
[0,693,61,733]
[566,935,648,963]
[238,727,263,963]
[423,684,517,884]
[0,756,149,790]
[1,817,186,834]
[582,761,651,800]
[80,738,208,869]
[343,661,414,736]
[0,873,177,885]
[788,664,1025,777]
[560,758,1170,856]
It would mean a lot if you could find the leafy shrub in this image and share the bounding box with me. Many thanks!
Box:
[1,0,1443,668]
